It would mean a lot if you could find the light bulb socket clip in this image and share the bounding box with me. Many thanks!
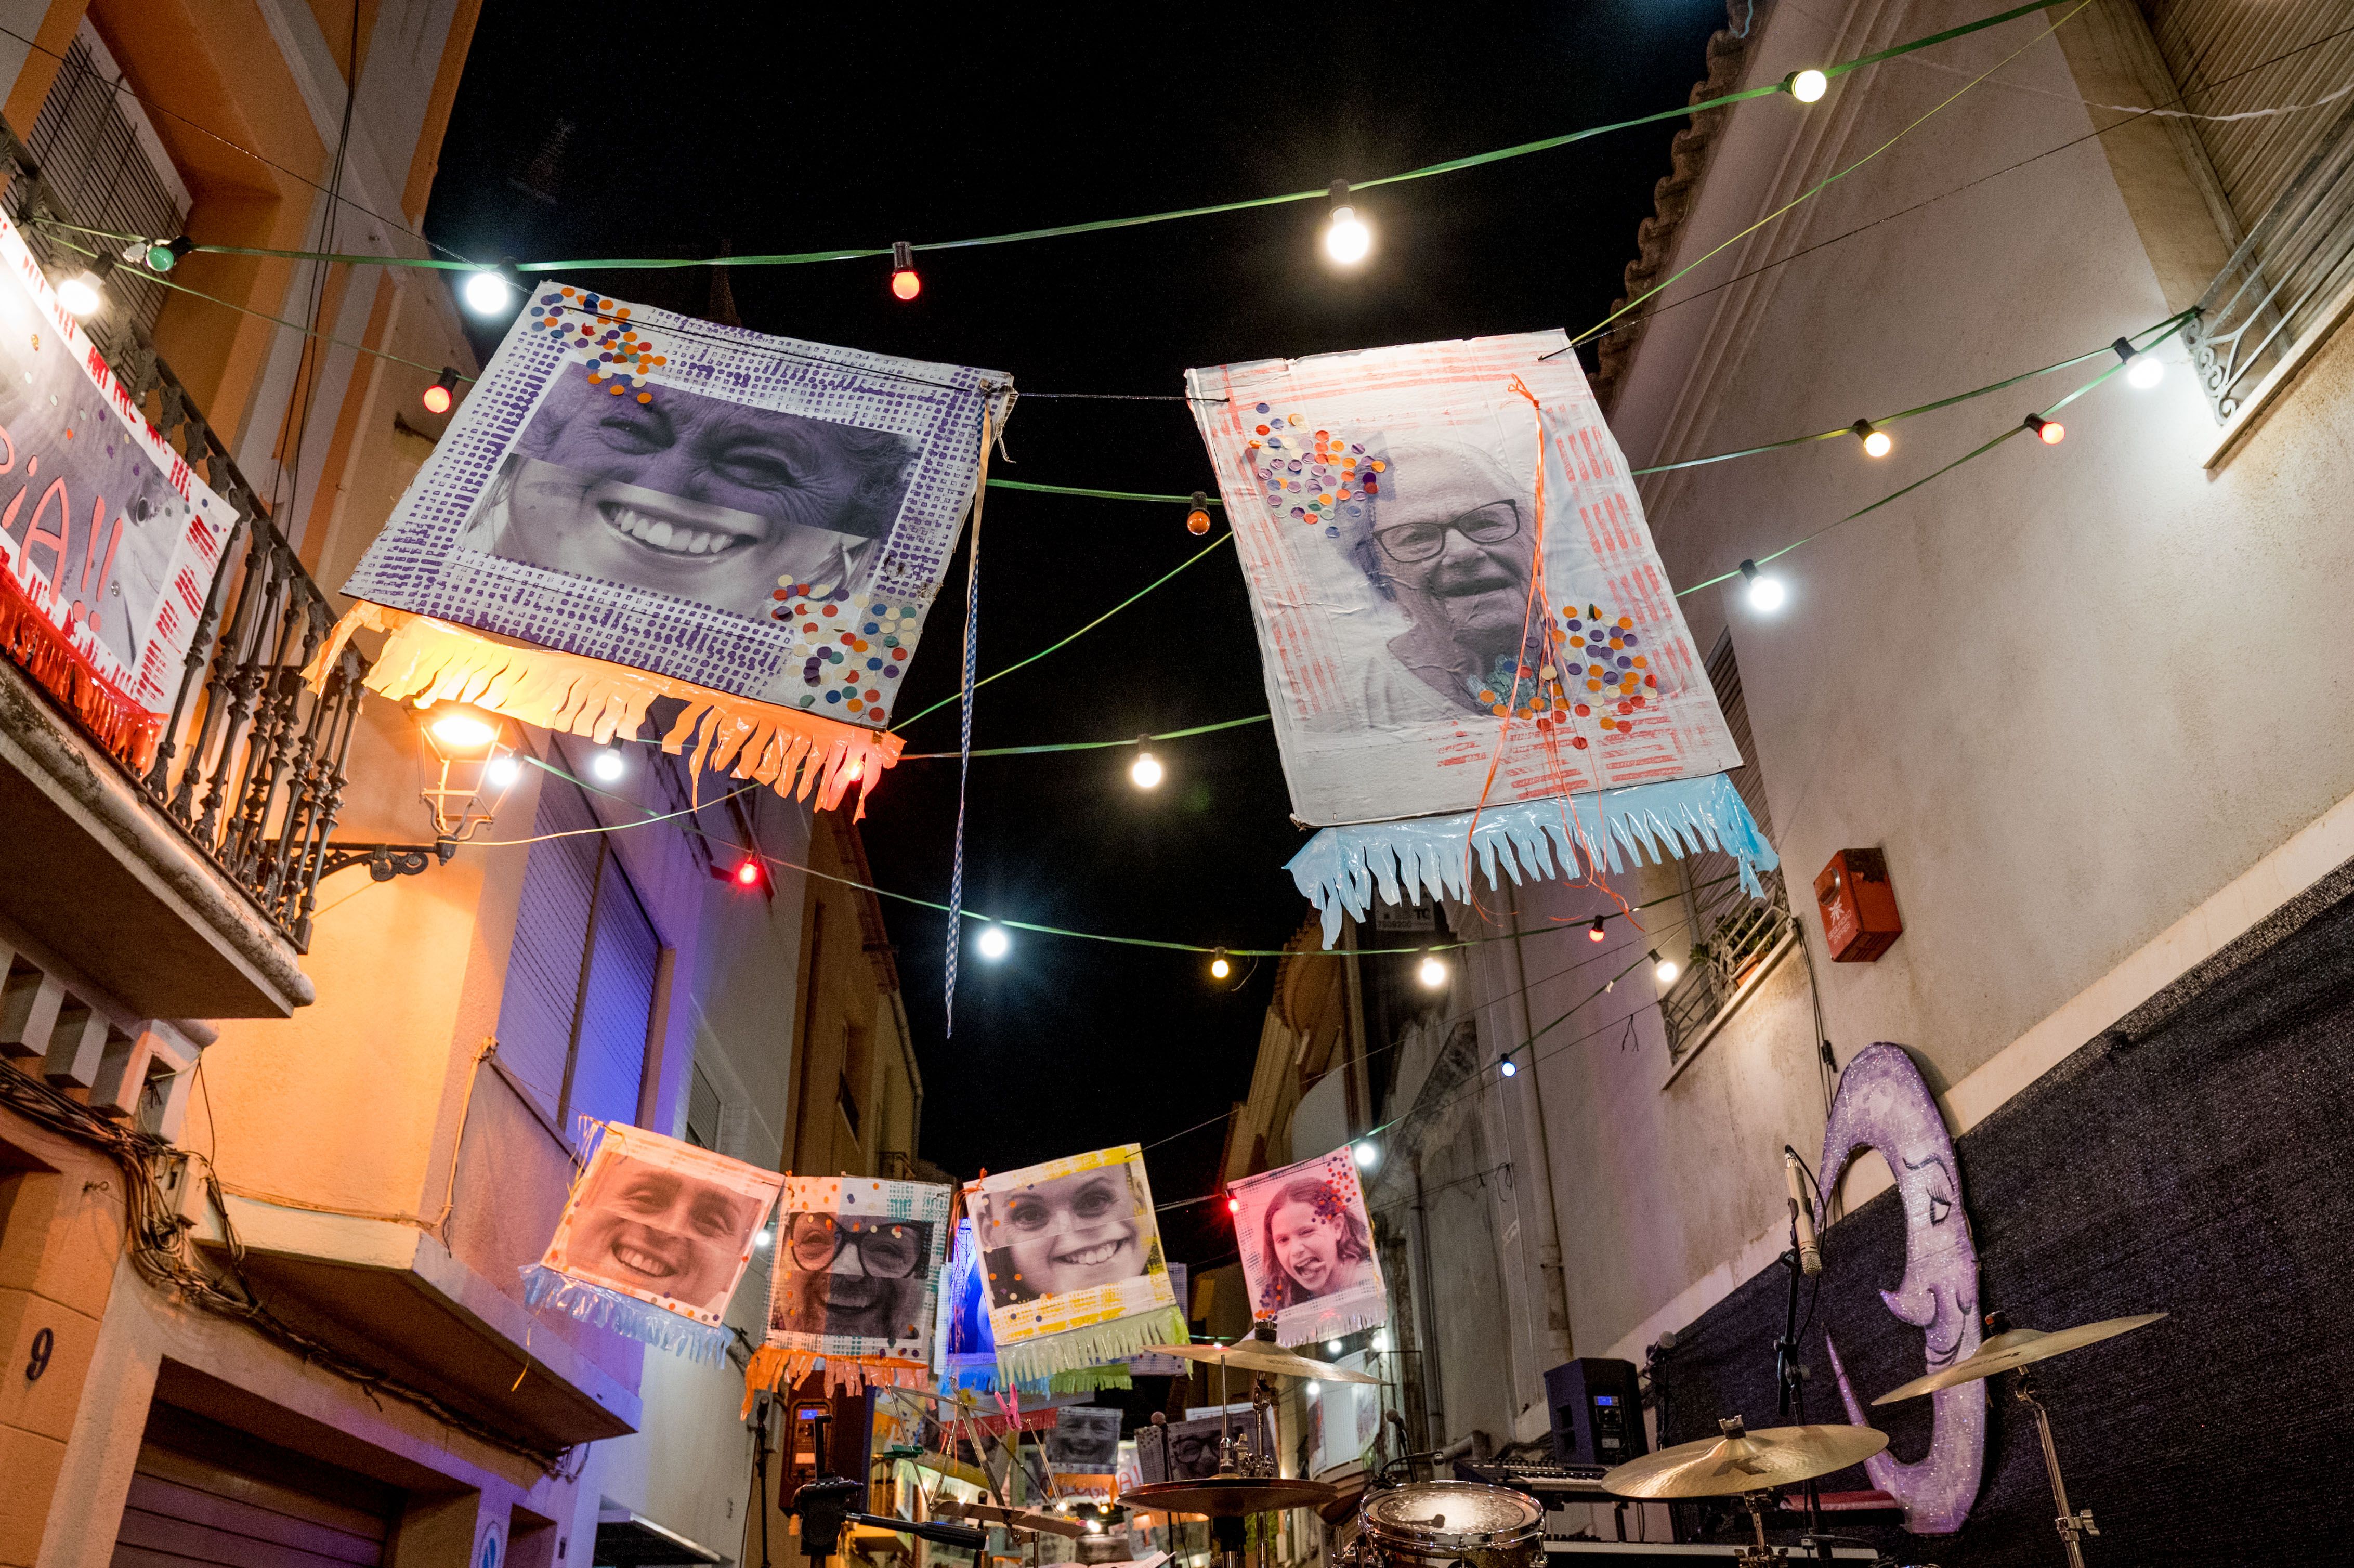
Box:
[891,240,914,272]
[2111,337,2138,365]
[1738,558,1761,582]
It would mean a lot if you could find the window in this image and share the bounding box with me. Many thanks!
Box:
[1660,634,1794,1066]
[494,773,662,1136]
[6,22,192,359]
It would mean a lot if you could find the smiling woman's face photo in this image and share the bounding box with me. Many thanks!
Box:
[980,1166,1146,1304]
[563,1155,760,1313]
[465,370,919,620]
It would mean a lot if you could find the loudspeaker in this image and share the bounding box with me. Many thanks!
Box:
[1544,1358,1645,1467]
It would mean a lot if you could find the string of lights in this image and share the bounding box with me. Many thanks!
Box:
[63,3,2062,305]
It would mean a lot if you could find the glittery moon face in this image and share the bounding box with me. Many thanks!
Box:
[1818,1043,1986,1535]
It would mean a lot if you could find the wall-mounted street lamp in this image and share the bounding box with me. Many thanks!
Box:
[320,703,525,882]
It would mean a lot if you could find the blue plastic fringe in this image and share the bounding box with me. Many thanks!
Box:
[1287,774,1779,947]
[995,1304,1190,1387]
[520,1264,733,1365]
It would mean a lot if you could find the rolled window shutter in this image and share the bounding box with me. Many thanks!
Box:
[570,851,660,1131]
[493,778,600,1122]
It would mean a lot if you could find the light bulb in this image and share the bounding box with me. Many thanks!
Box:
[1499,1058,1518,1078]
[1325,208,1371,265]
[1417,953,1447,988]
[735,859,763,887]
[1210,949,1231,980]
[1740,559,1787,612]
[976,925,1011,961]
[1588,916,1608,943]
[56,270,104,317]
[429,709,496,750]
[423,367,457,415]
[754,1227,774,1250]
[485,755,521,789]
[2025,413,2066,445]
[1131,750,1163,789]
[1187,490,1212,536]
[1790,68,1828,103]
[1653,949,1680,985]
[463,269,513,315]
[2127,355,2164,389]
[1861,426,1892,458]
[1353,1142,1378,1170]
[1325,1340,1342,1355]
[1227,1195,1240,1214]
[1372,1331,1390,1352]
[590,747,625,782]
[890,240,920,301]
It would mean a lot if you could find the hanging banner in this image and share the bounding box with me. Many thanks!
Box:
[1185,335,1775,938]
[969,1145,1187,1383]
[1230,1149,1387,1347]
[746,1172,953,1396]
[522,1123,782,1363]
[323,285,1012,811]
[0,210,235,771]
[935,1218,1137,1394]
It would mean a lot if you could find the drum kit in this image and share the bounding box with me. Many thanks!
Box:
[1122,1310,2163,1568]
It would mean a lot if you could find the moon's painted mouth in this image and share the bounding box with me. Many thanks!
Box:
[611,1242,678,1279]
[599,501,758,560]
[1052,1238,1126,1269]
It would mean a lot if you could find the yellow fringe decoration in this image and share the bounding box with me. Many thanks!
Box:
[740,1344,932,1415]
[305,603,902,817]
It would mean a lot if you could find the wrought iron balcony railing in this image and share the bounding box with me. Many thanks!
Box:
[1660,865,1793,1064]
[2186,94,2354,426]
[1,131,369,956]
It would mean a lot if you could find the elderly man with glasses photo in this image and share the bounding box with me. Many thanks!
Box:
[1325,439,1545,730]
[770,1211,935,1342]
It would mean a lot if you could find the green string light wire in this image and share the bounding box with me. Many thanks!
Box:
[898,713,1267,760]
[164,2,2061,279]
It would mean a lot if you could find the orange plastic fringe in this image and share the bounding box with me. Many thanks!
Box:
[304,602,902,816]
[740,1344,930,1415]
[0,569,162,773]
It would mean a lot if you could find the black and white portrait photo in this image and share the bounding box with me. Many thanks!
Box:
[541,1128,781,1323]
[456,367,919,620]
[975,1159,1154,1310]
[1044,1406,1123,1475]
[1230,1150,1387,1348]
[767,1211,936,1345]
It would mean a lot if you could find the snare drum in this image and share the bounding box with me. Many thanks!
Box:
[1357,1481,1544,1568]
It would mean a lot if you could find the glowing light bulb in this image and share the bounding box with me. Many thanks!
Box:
[1187,490,1212,535]
[485,755,521,789]
[1790,68,1828,102]
[463,268,513,315]
[1499,1058,1519,1078]
[2025,413,2066,445]
[1210,948,1231,980]
[1588,916,1608,944]
[1227,1195,1241,1214]
[1131,749,1163,789]
[56,270,104,317]
[976,925,1011,960]
[590,747,625,782]
[422,367,458,415]
[1852,420,1892,458]
[1372,1331,1390,1352]
[1652,949,1680,985]
[1325,1340,1342,1355]
[1417,953,1447,988]
[1740,559,1787,612]
[1324,181,1371,265]
[889,240,920,301]
[429,709,496,750]
[2127,355,2164,389]
[1352,1142,1379,1170]
[735,859,763,887]
[754,1227,774,1250]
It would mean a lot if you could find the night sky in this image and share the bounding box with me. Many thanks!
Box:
[424,1,1729,1271]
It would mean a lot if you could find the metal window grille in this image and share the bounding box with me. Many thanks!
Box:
[1661,635,1790,1062]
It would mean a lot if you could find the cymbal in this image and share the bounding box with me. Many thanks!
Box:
[932,1500,1089,1537]
[1602,1422,1889,1499]
[1140,1342,1382,1385]
[1871,1313,2167,1406]
[1124,1477,1338,1517]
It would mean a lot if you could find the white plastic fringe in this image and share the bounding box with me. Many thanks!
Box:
[520,1264,733,1364]
[995,1303,1189,1386]
[1287,773,1778,947]
[303,602,901,818]
[1270,1297,1391,1351]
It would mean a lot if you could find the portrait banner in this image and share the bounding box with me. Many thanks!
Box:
[522,1122,782,1363]
[1230,1150,1386,1347]
[1185,335,1776,940]
[0,209,236,772]
[969,1145,1187,1383]
[934,1218,1138,1395]
[324,285,1013,814]
[748,1173,952,1397]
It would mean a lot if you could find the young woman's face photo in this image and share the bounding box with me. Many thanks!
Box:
[986,1167,1144,1296]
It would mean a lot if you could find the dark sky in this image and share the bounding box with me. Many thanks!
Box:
[425,0,1729,1270]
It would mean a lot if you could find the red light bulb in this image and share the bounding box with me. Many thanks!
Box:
[1587,917,1607,943]
[1226,1196,1240,1215]
[735,859,761,887]
[422,366,458,415]
[2024,412,2065,446]
[891,268,921,302]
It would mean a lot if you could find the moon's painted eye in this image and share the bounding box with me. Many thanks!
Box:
[1929,1194,1952,1224]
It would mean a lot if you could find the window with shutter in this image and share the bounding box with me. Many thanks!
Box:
[2143,1,2354,230]
[568,851,659,1130]
[685,1061,723,1148]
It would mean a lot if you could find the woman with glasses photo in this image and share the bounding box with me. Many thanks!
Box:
[1323,439,1547,729]
[770,1212,935,1342]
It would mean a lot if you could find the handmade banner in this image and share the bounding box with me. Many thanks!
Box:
[0,210,234,771]
[1231,1149,1386,1347]
[319,286,1012,813]
[747,1173,952,1397]
[969,1145,1187,1382]
[935,1218,1137,1394]
[522,1122,781,1362]
[1185,334,1776,939]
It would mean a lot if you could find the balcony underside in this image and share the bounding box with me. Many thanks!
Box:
[0,660,312,1019]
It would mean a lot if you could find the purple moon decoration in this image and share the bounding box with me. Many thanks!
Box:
[1817,1042,1985,1535]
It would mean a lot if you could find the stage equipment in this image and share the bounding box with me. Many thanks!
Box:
[1349,1480,1543,1568]
[1813,850,1903,962]
[786,1404,988,1567]
[1124,1478,1338,1568]
[1448,1459,1610,1499]
[1604,1418,1889,1568]
[1542,1358,1645,1468]
[1874,1311,2165,1568]
[932,1499,1090,1538]
[1142,1339,1382,1384]
[1783,1150,1822,1277]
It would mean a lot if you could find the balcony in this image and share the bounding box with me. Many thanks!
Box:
[0,125,367,1020]
[1660,866,1795,1075]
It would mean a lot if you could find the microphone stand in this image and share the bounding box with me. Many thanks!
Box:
[1774,1210,1832,1562]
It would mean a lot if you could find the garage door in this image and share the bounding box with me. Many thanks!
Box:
[111,1410,398,1567]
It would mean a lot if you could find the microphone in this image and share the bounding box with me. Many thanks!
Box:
[1784,1146,1822,1276]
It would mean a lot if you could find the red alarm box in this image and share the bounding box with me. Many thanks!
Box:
[1814,848,1903,962]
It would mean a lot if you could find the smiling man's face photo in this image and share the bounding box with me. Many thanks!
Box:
[561,1153,761,1314]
